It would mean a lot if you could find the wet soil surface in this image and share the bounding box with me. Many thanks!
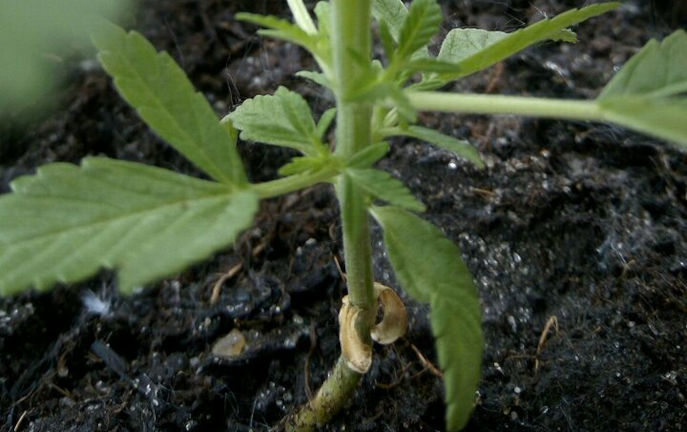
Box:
[1,1,686,431]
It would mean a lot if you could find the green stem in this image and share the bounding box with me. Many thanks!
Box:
[405,91,602,120]
[284,357,361,431]
[335,176,374,310]
[330,0,375,338]
[286,1,375,430]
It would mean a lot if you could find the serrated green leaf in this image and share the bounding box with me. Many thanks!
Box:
[236,13,323,58]
[372,0,408,42]
[429,295,483,431]
[227,86,325,155]
[387,85,417,123]
[346,142,390,168]
[314,1,331,38]
[346,169,425,212]
[556,29,578,43]
[396,0,442,62]
[238,10,332,74]
[370,206,483,431]
[296,70,333,89]
[438,28,508,64]
[596,30,687,148]
[0,158,258,295]
[278,158,312,176]
[599,97,687,148]
[316,108,337,140]
[345,69,416,123]
[279,154,339,176]
[434,2,620,83]
[600,30,687,100]
[278,155,331,176]
[287,0,317,34]
[384,126,484,168]
[373,0,431,64]
[91,22,246,186]
[379,20,396,63]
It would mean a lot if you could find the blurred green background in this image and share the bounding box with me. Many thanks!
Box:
[0,0,130,113]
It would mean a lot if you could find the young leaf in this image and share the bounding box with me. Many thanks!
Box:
[599,98,687,148]
[347,79,417,123]
[343,49,416,121]
[395,0,441,62]
[387,85,417,123]
[236,13,324,59]
[314,1,331,39]
[346,169,425,212]
[227,86,326,155]
[596,30,687,147]
[0,158,259,295]
[346,142,390,168]
[92,22,246,186]
[600,30,687,100]
[372,0,408,42]
[379,20,396,63]
[434,2,620,83]
[316,108,337,140]
[438,28,507,65]
[296,70,333,89]
[429,293,483,431]
[286,0,317,35]
[370,206,483,431]
[383,126,484,168]
[279,155,331,176]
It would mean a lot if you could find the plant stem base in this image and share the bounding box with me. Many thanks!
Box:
[285,356,362,432]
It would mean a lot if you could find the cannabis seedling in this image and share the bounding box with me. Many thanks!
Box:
[1,0,686,430]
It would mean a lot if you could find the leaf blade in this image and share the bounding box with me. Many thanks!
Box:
[227,86,324,155]
[371,206,483,431]
[316,108,337,140]
[372,0,408,42]
[599,97,687,148]
[92,22,246,185]
[237,12,328,63]
[596,30,687,147]
[385,126,484,168]
[436,2,620,82]
[296,70,334,89]
[346,142,390,168]
[0,158,259,295]
[599,30,687,100]
[437,28,507,65]
[237,13,316,50]
[396,0,442,62]
[346,169,425,212]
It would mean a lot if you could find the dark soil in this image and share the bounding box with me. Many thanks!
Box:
[1,1,686,431]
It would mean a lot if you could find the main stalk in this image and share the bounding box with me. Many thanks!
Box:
[286,1,375,430]
[331,0,375,324]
